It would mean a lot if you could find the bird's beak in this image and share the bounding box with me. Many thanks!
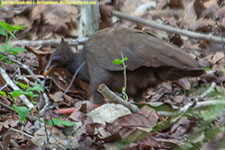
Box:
[44,60,56,76]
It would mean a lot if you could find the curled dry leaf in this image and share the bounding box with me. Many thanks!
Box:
[31,126,79,149]
[105,106,158,143]
[88,104,131,125]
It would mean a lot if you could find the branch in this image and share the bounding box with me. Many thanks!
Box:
[0,66,34,109]
[98,84,139,113]
[179,82,216,114]
[1,38,88,47]
[112,10,224,43]
[0,52,42,84]
[158,99,225,116]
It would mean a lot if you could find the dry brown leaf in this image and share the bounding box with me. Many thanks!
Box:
[31,126,79,149]
[137,135,161,148]
[174,78,191,90]
[106,106,158,142]
[168,0,184,8]
[49,91,64,102]
[205,51,224,65]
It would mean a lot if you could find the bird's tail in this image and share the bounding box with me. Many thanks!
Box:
[156,67,205,81]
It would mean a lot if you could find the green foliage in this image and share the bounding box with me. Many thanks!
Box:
[0,21,27,61]
[9,81,43,103]
[113,54,129,101]
[48,118,74,126]
[0,81,44,124]
[0,21,24,38]
[113,57,128,65]
[0,21,37,126]
[204,67,212,71]
[0,91,7,97]
[13,104,31,124]
[0,81,43,123]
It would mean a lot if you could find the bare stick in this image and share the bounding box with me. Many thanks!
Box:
[0,52,51,115]
[1,38,88,47]
[98,84,139,113]
[10,128,34,138]
[158,99,225,116]
[0,52,42,84]
[39,93,50,116]
[0,66,34,109]
[62,62,86,97]
[0,100,15,112]
[179,82,216,114]
[112,10,224,43]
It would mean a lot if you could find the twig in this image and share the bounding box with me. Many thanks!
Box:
[195,100,225,108]
[10,128,34,138]
[1,38,88,47]
[0,52,42,84]
[158,99,225,116]
[0,100,15,112]
[112,10,225,43]
[0,52,51,116]
[179,82,216,114]
[0,84,7,91]
[195,82,216,101]
[39,93,49,116]
[15,74,49,116]
[0,66,34,109]
[0,6,29,12]
[98,84,139,113]
[59,62,86,100]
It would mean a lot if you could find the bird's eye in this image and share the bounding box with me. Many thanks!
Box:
[52,59,59,64]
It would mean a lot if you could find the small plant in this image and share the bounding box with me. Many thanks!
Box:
[9,81,43,104]
[0,21,27,62]
[0,82,43,123]
[48,118,74,127]
[13,105,31,124]
[113,53,128,101]
[0,21,33,123]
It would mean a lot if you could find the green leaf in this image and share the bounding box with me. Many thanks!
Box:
[1,44,8,52]
[31,84,43,92]
[0,91,6,97]
[0,21,24,40]
[9,47,27,55]
[16,81,29,89]
[13,104,31,124]
[113,59,123,65]
[26,91,37,101]
[0,26,7,36]
[48,118,74,126]
[9,90,25,98]
[0,21,15,31]
[7,30,17,40]
[0,21,22,32]
[14,24,25,31]
[204,67,212,71]
[123,57,128,61]
[0,55,8,62]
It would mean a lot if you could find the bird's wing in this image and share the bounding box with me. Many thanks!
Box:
[84,27,200,71]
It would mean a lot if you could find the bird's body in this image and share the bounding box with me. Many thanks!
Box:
[45,27,205,104]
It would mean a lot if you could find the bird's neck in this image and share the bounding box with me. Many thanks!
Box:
[67,51,90,83]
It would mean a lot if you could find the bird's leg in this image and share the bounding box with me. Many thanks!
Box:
[132,88,146,103]
[90,91,105,105]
